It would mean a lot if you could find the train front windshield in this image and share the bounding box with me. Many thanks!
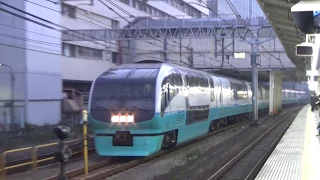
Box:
[90,68,159,123]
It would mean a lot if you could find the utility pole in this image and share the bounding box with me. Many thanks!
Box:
[221,33,225,68]
[164,38,168,62]
[248,35,274,126]
[250,45,259,123]
[179,27,182,63]
[187,47,194,67]
[0,63,15,131]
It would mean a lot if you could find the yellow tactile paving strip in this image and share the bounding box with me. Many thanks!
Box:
[255,105,320,180]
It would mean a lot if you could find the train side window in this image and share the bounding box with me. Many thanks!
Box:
[205,77,209,88]
[188,75,194,87]
[237,85,246,100]
[231,84,238,100]
[209,77,214,101]
[231,84,234,100]
[175,74,182,92]
[185,75,189,87]
[258,87,263,100]
[282,91,286,99]
[234,85,239,100]
[194,76,200,87]
[244,85,248,99]
[265,89,269,99]
[161,76,169,115]
[169,74,176,101]
[178,74,183,87]
[200,78,205,88]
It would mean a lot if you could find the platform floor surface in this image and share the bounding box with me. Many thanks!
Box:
[255,105,320,180]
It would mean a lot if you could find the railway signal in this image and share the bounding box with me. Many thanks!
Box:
[53,125,72,180]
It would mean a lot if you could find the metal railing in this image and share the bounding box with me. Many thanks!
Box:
[0,137,93,179]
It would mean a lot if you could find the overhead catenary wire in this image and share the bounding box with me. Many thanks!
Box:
[0,23,155,54]
[28,0,112,28]
[0,42,159,60]
[101,0,187,49]
[223,0,283,66]
[0,2,116,49]
[98,0,197,63]
[0,1,160,54]
[27,0,171,52]
[5,0,236,68]
[104,0,236,68]
[1,1,160,53]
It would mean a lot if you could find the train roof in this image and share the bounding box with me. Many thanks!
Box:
[113,61,306,93]
[114,60,250,85]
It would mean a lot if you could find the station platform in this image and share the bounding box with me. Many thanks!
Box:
[255,105,320,180]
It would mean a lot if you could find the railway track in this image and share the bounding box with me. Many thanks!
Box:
[41,106,300,180]
[206,106,301,180]
[45,117,264,180]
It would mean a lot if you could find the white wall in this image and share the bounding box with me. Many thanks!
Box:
[25,0,62,125]
[64,0,150,28]
[62,56,116,81]
[61,6,113,30]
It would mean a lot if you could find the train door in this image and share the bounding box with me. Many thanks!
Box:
[218,77,224,118]
[212,76,222,119]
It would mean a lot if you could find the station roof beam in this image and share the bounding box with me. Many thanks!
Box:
[257,0,306,72]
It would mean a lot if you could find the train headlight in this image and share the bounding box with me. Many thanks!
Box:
[111,115,134,123]
[111,115,120,122]
[119,115,126,122]
[126,115,134,122]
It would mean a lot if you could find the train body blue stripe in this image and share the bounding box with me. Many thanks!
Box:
[89,99,301,156]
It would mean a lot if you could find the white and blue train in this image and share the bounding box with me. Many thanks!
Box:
[88,60,307,156]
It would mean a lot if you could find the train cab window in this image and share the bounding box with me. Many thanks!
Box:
[209,77,214,101]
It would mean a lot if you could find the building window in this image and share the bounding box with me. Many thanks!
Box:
[119,0,130,5]
[112,20,120,29]
[137,1,147,12]
[62,43,103,60]
[61,3,76,18]
[78,46,103,59]
[62,43,76,57]
[112,52,118,64]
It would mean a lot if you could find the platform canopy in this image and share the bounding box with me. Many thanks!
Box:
[257,0,307,73]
